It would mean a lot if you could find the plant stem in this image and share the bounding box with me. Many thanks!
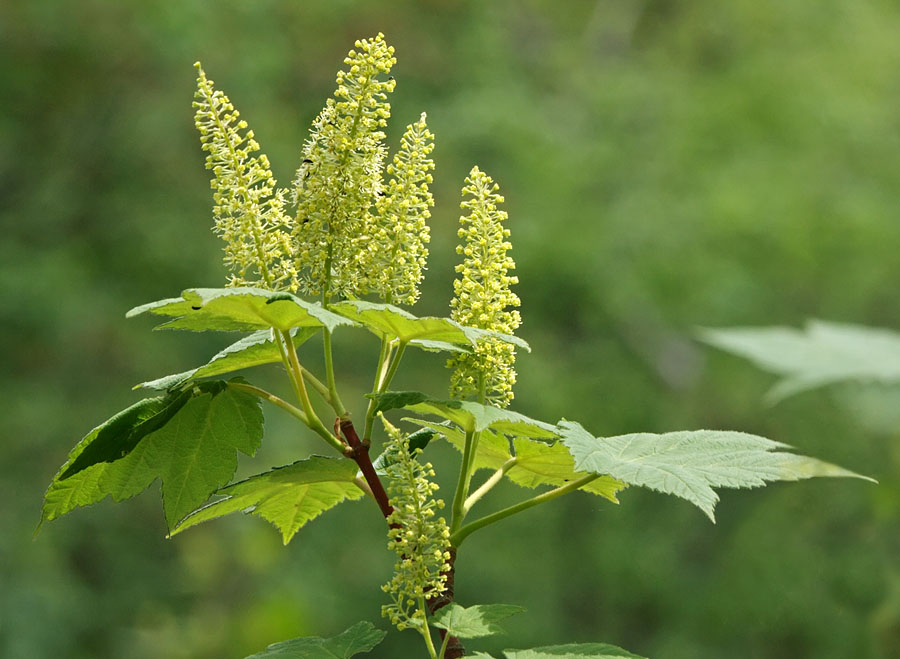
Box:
[278,329,346,454]
[322,328,348,417]
[426,548,463,659]
[226,381,309,425]
[340,419,393,518]
[298,365,332,406]
[463,458,517,514]
[381,340,407,390]
[438,628,451,659]
[363,337,392,443]
[449,429,477,535]
[419,597,439,659]
[450,474,602,547]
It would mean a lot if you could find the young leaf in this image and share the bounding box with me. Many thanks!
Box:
[243,621,386,658]
[502,643,646,659]
[425,421,622,502]
[171,456,365,544]
[430,603,525,639]
[127,287,351,333]
[332,300,530,353]
[411,419,511,472]
[698,320,900,402]
[558,421,874,522]
[370,392,557,439]
[42,381,264,529]
[136,327,319,390]
[506,438,623,503]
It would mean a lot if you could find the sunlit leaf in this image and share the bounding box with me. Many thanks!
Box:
[243,621,386,658]
[127,287,351,333]
[699,321,900,402]
[332,300,530,352]
[42,380,263,529]
[502,642,645,658]
[409,420,622,502]
[558,421,873,522]
[172,456,365,544]
[136,327,319,390]
[371,392,557,439]
[507,438,623,503]
[410,419,511,472]
[430,603,525,639]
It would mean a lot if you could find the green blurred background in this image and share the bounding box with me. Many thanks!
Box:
[3,1,900,657]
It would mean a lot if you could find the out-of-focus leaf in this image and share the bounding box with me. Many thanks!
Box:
[699,321,900,402]
[243,621,386,658]
[430,603,525,639]
[127,287,351,332]
[370,391,557,439]
[136,327,319,390]
[172,456,365,544]
[502,642,646,658]
[559,421,874,522]
[42,381,263,529]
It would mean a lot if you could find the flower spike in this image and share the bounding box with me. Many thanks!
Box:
[379,414,451,631]
[366,113,435,305]
[193,63,295,290]
[447,167,521,407]
[292,33,397,300]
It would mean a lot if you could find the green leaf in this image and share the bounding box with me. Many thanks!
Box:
[421,421,622,502]
[699,321,900,402]
[243,621,386,658]
[42,381,264,529]
[558,421,874,522]
[411,419,511,472]
[502,642,646,658]
[171,456,365,544]
[370,392,557,439]
[431,603,525,639]
[507,438,624,503]
[127,287,351,333]
[332,300,530,352]
[136,327,319,390]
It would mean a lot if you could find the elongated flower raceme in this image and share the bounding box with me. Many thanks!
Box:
[193,63,295,290]
[292,33,396,300]
[380,415,451,632]
[448,167,521,407]
[366,113,435,305]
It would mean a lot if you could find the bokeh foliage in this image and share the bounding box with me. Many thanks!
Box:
[3,1,900,657]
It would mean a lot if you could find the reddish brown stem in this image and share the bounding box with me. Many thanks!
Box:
[427,547,463,657]
[339,418,464,655]
[339,419,394,519]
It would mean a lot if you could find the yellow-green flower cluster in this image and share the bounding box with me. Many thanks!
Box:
[447,166,521,407]
[380,416,451,631]
[193,63,295,290]
[292,33,397,300]
[365,113,435,305]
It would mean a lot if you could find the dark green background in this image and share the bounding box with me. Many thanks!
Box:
[3,1,899,657]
